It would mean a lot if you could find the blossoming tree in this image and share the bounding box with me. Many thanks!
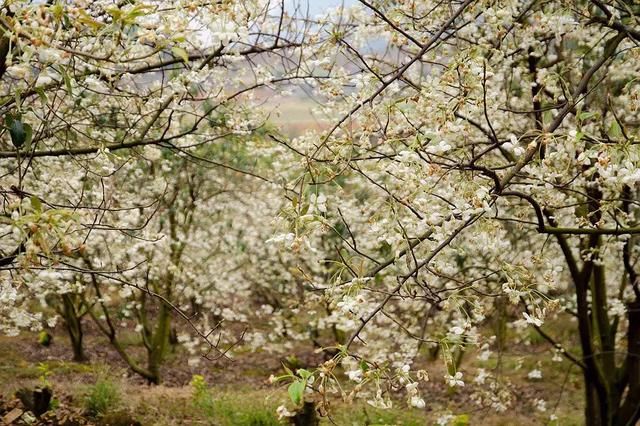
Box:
[2,0,640,424]
[272,1,640,424]
[0,0,315,377]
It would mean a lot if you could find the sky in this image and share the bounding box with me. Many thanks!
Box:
[285,0,356,16]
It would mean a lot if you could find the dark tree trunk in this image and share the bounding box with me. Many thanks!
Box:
[291,401,319,426]
[61,294,87,362]
[613,300,640,425]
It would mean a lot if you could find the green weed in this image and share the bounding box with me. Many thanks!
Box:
[84,379,120,417]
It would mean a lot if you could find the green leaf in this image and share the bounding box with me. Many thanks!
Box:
[61,68,73,95]
[123,4,152,24]
[106,6,123,21]
[23,122,32,151]
[608,121,622,138]
[35,87,48,103]
[5,113,14,127]
[50,3,64,20]
[578,111,597,121]
[297,369,312,380]
[287,380,305,405]
[8,115,28,148]
[171,46,189,63]
[77,9,105,30]
[281,362,294,376]
[30,196,42,213]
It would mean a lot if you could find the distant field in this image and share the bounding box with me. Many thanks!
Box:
[268,95,329,136]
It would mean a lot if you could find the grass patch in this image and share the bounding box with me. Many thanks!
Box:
[189,375,280,425]
[330,404,427,426]
[213,398,280,426]
[84,379,121,417]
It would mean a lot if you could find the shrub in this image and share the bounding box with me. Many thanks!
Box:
[84,379,120,417]
[190,375,215,418]
[38,331,52,347]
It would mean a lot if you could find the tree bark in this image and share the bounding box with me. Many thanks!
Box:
[61,294,87,362]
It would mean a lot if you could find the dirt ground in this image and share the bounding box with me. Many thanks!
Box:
[0,320,585,425]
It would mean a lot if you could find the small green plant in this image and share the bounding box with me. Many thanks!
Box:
[38,331,52,347]
[84,379,120,417]
[190,374,215,418]
[452,414,470,425]
[36,363,52,388]
[49,397,60,411]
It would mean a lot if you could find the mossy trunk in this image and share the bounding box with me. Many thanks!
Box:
[146,302,171,385]
[61,294,86,362]
[493,296,508,354]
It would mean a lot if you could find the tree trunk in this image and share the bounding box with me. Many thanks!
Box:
[146,302,171,385]
[68,326,86,363]
[579,294,640,426]
[291,401,319,426]
[61,294,87,362]
[613,300,640,425]
[584,378,604,426]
